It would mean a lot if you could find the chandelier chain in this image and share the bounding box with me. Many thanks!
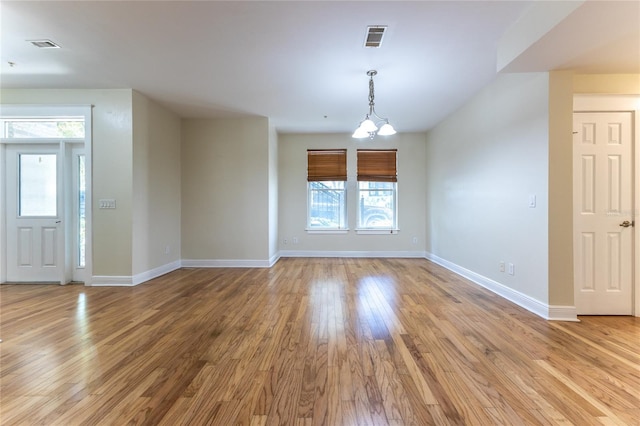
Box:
[368,76,375,112]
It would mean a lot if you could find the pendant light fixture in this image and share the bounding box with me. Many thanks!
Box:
[352,70,396,139]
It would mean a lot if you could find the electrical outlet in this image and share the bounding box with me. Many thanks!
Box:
[412,237,418,244]
[165,245,170,255]
[499,261,505,272]
[283,238,288,245]
[508,263,515,276]
[292,237,299,244]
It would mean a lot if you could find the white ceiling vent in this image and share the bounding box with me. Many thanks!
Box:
[28,39,60,49]
[364,26,387,48]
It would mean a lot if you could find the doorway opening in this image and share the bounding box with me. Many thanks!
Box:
[573,95,639,316]
[1,105,92,285]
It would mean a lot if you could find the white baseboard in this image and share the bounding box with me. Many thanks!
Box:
[90,253,577,321]
[92,260,181,287]
[279,250,427,258]
[425,252,578,322]
[547,305,579,321]
[269,253,280,267]
[132,260,182,285]
[181,259,273,268]
[91,275,135,287]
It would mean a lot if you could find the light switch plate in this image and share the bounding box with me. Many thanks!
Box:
[99,199,116,209]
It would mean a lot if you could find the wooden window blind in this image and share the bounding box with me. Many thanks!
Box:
[357,149,397,182]
[307,149,347,181]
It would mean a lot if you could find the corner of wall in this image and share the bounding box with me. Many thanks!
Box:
[548,71,575,307]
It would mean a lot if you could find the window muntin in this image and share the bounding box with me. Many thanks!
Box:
[308,181,347,229]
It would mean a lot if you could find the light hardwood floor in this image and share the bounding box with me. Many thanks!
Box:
[1,258,639,425]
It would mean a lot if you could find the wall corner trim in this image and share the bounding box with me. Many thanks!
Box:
[269,253,281,267]
[425,252,578,322]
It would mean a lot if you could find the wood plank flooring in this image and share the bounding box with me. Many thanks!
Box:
[1,258,639,425]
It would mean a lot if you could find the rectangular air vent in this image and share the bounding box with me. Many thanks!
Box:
[28,39,60,49]
[364,26,387,48]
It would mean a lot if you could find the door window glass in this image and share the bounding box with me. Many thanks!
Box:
[19,154,57,216]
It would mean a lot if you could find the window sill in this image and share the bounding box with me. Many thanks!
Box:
[306,229,349,234]
[356,229,400,235]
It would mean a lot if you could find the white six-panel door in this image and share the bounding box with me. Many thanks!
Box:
[573,112,634,315]
[6,145,64,283]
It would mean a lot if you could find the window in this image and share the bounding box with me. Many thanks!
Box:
[307,149,347,230]
[2,118,85,139]
[357,149,397,230]
[77,155,86,268]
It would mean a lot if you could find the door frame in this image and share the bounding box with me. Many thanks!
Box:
[0,105,93,285]
[5,144,65,283]
[574,95,640,316]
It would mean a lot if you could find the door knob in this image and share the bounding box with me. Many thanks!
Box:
[619,220,634,228]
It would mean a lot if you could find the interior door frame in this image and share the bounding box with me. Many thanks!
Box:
[0,105,93,285]
[574,94,640,317]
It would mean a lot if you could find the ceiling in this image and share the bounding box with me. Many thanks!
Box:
[1,1,639,134]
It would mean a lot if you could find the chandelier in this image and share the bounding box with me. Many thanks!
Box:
[352,70,396,139]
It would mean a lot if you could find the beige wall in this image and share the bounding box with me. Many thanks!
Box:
[548,71,575,306]
[132,91,182,276]
[278,132,427,254]
[574,74,640,94]
[268,125,279,261]
[1,89,134,277]
[181,117,272,262]
[425,73,550,303]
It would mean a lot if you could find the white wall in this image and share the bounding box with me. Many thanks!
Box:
[278,132,427,255]
[181,117,272,264]
[131,91,182,277]
[425,73,550,303]
[0,89,134,278]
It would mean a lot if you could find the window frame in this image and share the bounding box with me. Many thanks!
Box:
[356,149,398,233]
[306,149,349,232]
[356,181,398,232]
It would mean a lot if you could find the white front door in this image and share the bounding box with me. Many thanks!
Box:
[6,145,64,282]
[573,111,634,315]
